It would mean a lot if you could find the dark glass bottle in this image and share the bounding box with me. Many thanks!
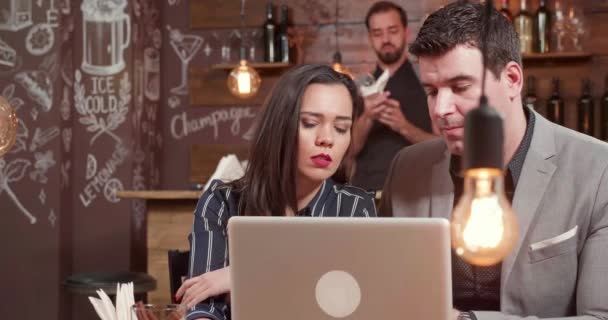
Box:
[524,76,537,110]
[601,75,608,141]
[263,1,277,62]
[514,0,533,54]
[547,78,565,125]
[577,79,595,136]
[534,0,551,53]
[276,5,290,63]
[500,0,513,22]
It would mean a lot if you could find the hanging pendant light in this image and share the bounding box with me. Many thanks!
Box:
[228,0,261,99]
[331,0,353,78]
[0,96,18,157]
[228,47,261,99]
[450,0,518,266]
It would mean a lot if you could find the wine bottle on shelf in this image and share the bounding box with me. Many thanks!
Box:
[263,1,277,63]
[276,5,290,63]
[577,79,595,136]
[499,0,513,22]
[524,76,537,110]
[514,0,533,54]
[534,0,551,53]
[600,75,608,141]
[547,77,565,125]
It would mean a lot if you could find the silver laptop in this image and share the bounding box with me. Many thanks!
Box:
[228,217,452,320]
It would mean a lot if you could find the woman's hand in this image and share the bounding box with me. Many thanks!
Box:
[175,266,231,309]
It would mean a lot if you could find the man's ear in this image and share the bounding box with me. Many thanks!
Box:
[503,61,524,100]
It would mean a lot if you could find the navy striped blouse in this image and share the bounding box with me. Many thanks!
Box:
[186,179,377,320]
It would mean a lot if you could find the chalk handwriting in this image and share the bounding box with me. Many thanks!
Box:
[79,143,129,207]
[74,71,130,145]
[170,107,256,140]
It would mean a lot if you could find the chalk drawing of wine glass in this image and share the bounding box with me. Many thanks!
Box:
[167,25,203,95]
[0,159,37,224]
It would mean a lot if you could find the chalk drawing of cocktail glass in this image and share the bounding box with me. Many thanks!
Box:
[168,26,203,95]
[81,0,131,76]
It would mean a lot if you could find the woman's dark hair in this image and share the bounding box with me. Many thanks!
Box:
[231,64,362,216]
[409,1,521,78]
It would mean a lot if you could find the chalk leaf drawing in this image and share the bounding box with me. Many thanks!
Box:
[29,150,56,184]
[30,126,60,152]
[2,84,25,111]
[10,119,29,154]
[74,70,130,145]
[15,70,53,112]
[0,159,36,224]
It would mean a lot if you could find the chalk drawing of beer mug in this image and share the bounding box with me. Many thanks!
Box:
[81,0,131,76]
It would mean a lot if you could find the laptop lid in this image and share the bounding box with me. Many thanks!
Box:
[228,217,452,320]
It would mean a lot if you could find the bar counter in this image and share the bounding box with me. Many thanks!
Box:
[117,190,202,306]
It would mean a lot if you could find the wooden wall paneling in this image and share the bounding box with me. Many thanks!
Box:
[190,0,268,28]
[298,21,421,64]
[189,65,285,106]
[147,200,198,306]
[189,0,447,29]
[585,12,608,55]
[190,0,339,29]
[190,144,250,184]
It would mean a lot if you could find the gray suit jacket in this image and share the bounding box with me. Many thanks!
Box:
[380,111,608,320]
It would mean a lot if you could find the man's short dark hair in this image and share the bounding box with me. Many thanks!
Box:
[365,1,408,30]
[409,1,521,77]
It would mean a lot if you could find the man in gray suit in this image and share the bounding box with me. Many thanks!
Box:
[380,2,608,320]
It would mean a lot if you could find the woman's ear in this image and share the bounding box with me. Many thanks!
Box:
[503,61,524,101]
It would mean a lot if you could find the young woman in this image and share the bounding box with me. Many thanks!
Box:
[176,64,377,320]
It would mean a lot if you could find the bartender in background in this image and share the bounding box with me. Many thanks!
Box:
[351,1,435,191]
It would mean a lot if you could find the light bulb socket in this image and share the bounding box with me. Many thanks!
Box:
[333,51,343,64]
[463,96,504,170]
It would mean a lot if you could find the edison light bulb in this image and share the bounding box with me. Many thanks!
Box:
[228,60,261,99]
[0,96,18,157]
[451,168,518,266]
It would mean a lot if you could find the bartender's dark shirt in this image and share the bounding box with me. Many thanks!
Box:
[352,60,432,191]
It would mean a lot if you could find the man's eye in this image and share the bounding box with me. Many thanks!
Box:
[453,85,470,93]
[425,89,438,97]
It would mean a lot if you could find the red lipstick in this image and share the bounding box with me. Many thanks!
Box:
[311,153,332,168]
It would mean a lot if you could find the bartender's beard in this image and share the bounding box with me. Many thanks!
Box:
[376,42,406,65]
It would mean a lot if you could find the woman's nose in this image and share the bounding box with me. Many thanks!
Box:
[316,127,334,147]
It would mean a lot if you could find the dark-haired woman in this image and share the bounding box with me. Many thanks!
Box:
[176,64,377,320]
